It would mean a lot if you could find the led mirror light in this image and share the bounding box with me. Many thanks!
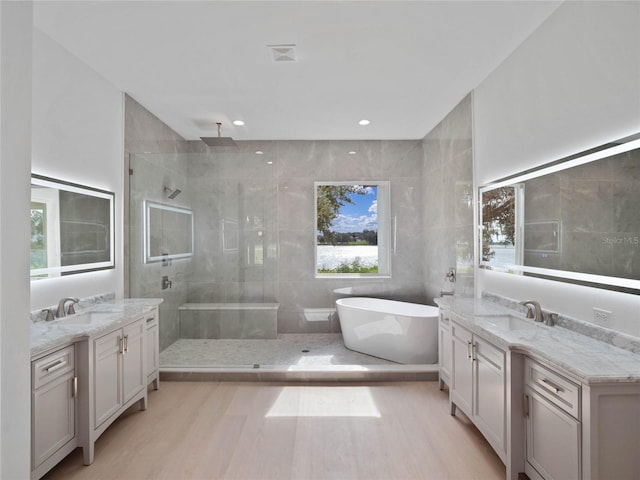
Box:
[358,119,370,126]
[479,132,640,294]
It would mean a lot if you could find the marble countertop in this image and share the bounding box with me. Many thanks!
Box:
[31,298,163,358]
[435,296,640,384]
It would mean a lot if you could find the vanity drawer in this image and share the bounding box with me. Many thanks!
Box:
[32,345,75,390]
[451,321,473,344]
[145,311,158,328]
[525,357,580,419]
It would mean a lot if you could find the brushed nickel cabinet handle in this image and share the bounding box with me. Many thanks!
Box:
[72,376,78,398]
[523,394,530,417]
[124,335,129,354]
[45,359,67,373]
[467,340,472,360]
[538,378,563,394]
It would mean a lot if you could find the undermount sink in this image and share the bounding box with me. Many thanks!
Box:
[55,312,116,325]
[482,315,538,331]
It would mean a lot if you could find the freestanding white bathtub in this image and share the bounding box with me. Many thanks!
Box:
[335,297,439,364]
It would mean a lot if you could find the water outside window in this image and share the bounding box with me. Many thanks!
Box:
[315,182,391,277]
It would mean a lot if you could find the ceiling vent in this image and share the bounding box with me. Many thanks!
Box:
[267,44,297,63]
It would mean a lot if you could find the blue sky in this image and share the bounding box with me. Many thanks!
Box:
[331,186,378,233]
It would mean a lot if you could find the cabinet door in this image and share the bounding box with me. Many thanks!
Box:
[439,316,451,382]
[525,387,581,480]
[94,329,122,427]
[32,371,75,469]
[450,322,473,416]
[473,335,506,455]
[122,320,145,404]
[146,321,158,378]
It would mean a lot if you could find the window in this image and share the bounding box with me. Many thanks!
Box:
[315,181,391,277]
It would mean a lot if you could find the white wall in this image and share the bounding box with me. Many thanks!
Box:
[1,3,33,477]
[31,29,124,310]
[474,1,640,337]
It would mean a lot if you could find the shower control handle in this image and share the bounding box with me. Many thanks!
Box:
[161,276,172,290]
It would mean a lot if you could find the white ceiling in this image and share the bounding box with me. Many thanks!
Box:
[34,1,561,141]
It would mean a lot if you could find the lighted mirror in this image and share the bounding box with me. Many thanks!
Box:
[31,174,115,279]
[144,201,194,263]
[315,181,391,277]
[480,133,640,294]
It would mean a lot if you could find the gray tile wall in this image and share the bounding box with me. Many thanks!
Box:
[125,95,456,341]
[124,95,197,350]
[422,94,475,301]
[183,139,426,334]
[275,139,426,333]
[185,141,278,306]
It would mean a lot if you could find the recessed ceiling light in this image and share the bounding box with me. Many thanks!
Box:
[233,120,245,126]
[255,150,264,155]
[348,151,357,155]
[267,161,273,165]
[358,119,370,126]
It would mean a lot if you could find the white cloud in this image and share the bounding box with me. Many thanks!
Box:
[351,185,375,195]
[331,212,377,233]
[368,200,377,214]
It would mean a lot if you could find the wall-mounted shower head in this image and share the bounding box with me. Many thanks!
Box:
[164,186,182,199]
[200,122,238,147]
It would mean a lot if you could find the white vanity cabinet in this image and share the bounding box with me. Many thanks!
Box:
[523,357,640,480]
[77,315,147,466]
[31,344,77,480]
[450,320,507,461]
[93,320,146,426]
[524,358,581,480]
[437,299,640,480]
[145,308,160,389]
[438,312,451,389]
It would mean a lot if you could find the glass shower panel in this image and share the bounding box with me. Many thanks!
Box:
[129,150,278,367]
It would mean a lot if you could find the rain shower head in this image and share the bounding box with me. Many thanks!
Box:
[201,122,238,147]
[164,186,182,199]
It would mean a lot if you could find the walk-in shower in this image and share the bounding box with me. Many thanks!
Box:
[128,148,436,377]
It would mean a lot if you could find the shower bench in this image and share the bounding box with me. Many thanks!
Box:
[178,302,279,339]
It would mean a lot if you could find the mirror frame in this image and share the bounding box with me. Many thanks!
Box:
[479,133,640,294]
[143,201,194,263]
[30,174,115,279]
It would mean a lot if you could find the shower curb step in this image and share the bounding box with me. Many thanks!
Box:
[160,365,438,383]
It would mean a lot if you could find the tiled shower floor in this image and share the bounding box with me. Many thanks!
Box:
[159,333,396,368]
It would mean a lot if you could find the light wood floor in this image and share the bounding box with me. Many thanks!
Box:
[43,381,505,480]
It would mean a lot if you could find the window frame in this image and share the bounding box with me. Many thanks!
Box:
[314,181,392,279]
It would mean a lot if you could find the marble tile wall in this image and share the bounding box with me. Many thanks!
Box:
[275,139,426,333]
[184,141,278,307]
[179,310,278,340]
[180,139,425,334]
[124,95,198,351]
[126,96,428,338]
[422,94,475,301]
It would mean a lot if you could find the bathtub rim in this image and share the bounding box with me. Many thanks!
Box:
[335,297,439,317]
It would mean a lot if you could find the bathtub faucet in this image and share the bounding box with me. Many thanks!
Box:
[439,290,454,296]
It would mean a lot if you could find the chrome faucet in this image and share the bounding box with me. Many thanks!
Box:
[56,297,79,317]
[520,300,543,323]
